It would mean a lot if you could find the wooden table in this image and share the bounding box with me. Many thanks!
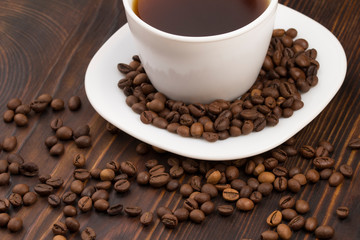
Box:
[0,0,359,239]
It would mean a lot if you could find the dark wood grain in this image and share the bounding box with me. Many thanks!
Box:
[0,0,359,239]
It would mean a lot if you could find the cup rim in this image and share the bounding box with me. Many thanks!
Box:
[123,0,278,43]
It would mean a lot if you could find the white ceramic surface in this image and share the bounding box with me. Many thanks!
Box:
[122,0,278,104]
[85,4,347,161]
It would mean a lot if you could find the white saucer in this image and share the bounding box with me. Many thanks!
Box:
[85,4,347,161]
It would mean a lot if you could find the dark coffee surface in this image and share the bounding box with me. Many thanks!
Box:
[0,0,359,239]
[134,0,269,36]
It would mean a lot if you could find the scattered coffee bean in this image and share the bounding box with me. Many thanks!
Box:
[65,217,80,232]
[140,212,153,226]
[23,192,37,206]
[339,164,353,178]
[2,136,17,152]
[348,137,360,149]
[320,168,333,180]
[295,199,310,214]
[315,225,335,239]
[0,198,11,212]
[162,214,178,228]
[34,184,53,196]
[276,223,292,240]
[56,126,73,140]
[62,192,77,205]
[12,183,29,196]
[304,216,318,232]
[236,198,254,211]
[279,195,296,209]
[14,113,28,127]
[63,205,77,217]
[7,98,22,110]
[9,193,23,207]
[48,194,61,207]
[7,217,23,232]
[68,96,82,111]
[288,215,305,231]
[78,196,92,212]
[45,136,58,148]
[281,208,298,221]
[166,179,180,191]
[49,143,65,156]
[0,172,10,185]
[50,118,63,131]
[73,153,86,168]
[336,206,349,219]
[51,98,65,111]
[124,206,142,217]
[0,213,10,227]
[261,230,279,240]
[81,227,96,240]
[52,221,67,235]
[94,199,109,212]
[328,171,344,187]
[3,110,15,123]
[107,203,123,216]
[266,210,282,227]
[173,208,189,222]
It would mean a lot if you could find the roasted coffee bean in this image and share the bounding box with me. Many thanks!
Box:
[106,122,119,134]
[89,168,101,179]
[95,181,112,190]
[9,193,23,207]
[313,157,335,169]
[120,161,137,177]
[217,205,234,216]
[0,198,10,212]
[38,175,51,184]
[12,183,29,196]
[0,172,10,185]
[70,180,84,195]
[201,183,218,198]
[73,153,86,168]
[289,215,305,231]
[281,208,298,221]
[7,217,23,232]
[271,148,288,162]
[328,171,344,187]
[75,136,92,148]
[30,99,48,113]
[62,191,77,205]
[315,225,335,239]
[107,203,123,216]
[304,217,318,232]
[222,188,239,202]
[157,206,172,218]
[136,171,150,185]
[277,223,292,240]
[78,196,92,212]
[7,98,22,110]
[239,185,253,198]
[74,169,91,181]
[63,205,77,217]
[113,174,128,182]
[46,177,64,188]
[173,208,189,222]
[52,221,67,235]
[124,206,142,217]
[149,173,170,188]
[250,191,262,204]
[315,146,329,157]
[3,110,14,123]
[2,136,17,152]
[81,227,96,240]
[140,212,153,226]
[267,210,282,227]
[34,184,53,196]
[56,126,73,140]
[288,167,301,178]
[279,195,296,209]
[231,179,247,191]
[8,162,20,175]
[258,171,275,183]
[51,98,65,111]
[0,213,10,227]
[320,168,333,180]
[50,118,63,131]
[293,173,307,186]
[263,158,278,171]
[169,165,184,178]
[149,165,165,175]
[336,206,349,219]
[183,198,199,211]
[299,145,315,158]
[68,96,82,111]
[194,192,211,205]
[261,230,279,240]
[48,194,61,207]
[274,177,287,191]
[23,192,37,206]
[295,199,310,214]
[189,209,206,223]
[162,214,178,228]
[339,164,353,178]
[257,182,273,196]
[114,179,131,193]
[236,198,254,211]
[305,169,320,183]
[65,217,80,233]
[348,137,360,149]
[14,113,28,127]
[45,136,58,148]
[49,143,64,156]
[81,186,96,197]
[94,199,109,212]
[91,189,109,202]
[287,178,301,193]
[99,169,115,181]
[106,161,120,172]
[166,179,180,192]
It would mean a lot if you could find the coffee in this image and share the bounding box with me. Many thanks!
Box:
[133,0,269,36]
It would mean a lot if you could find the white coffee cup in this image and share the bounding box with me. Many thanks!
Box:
[123,0,278,104]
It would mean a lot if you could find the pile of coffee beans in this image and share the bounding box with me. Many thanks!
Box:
[117,28,320,142]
